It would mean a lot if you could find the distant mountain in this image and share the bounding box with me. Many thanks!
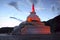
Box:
[0,27,13,34]
[44,15,60,33]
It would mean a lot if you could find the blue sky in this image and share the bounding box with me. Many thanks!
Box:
[0,0,60,28]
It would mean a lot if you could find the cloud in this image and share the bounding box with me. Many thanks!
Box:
[8,1,20,11]
[30,0,38,4]
[10,17,23,21]
[35,7,45,10]
[57,0,60,4]
[29,0,40,5]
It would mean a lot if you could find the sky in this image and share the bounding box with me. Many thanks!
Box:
[0,0,60,28]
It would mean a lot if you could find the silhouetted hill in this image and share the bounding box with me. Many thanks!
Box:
[0,27,13,34]
[44,15,60,33]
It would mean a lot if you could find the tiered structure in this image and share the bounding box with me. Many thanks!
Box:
[21,4,51,34]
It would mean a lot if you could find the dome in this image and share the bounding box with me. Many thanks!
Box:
[27,13,40,22]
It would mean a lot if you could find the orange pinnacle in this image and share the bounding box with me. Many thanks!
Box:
[32,4,35,12]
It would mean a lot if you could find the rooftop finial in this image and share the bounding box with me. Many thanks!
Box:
[32,3,35,12]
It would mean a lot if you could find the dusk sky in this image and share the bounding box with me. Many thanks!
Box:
[0,0,60,28]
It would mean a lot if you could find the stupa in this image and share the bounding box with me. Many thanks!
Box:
[21,4,51,34]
